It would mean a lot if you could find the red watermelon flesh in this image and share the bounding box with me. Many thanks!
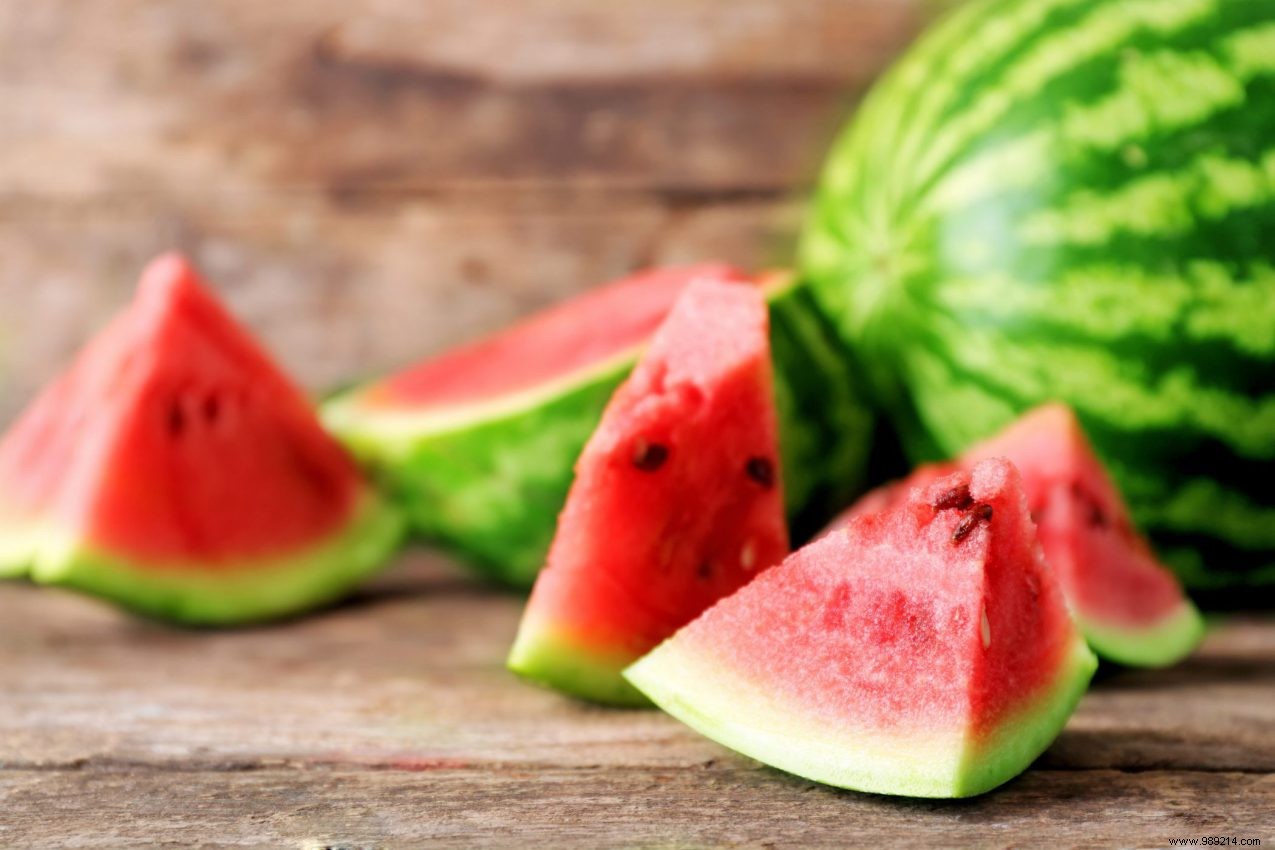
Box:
[507,279,789,705]
[366,263,750,411]
[626,459,1096,798]
[0,254,403,623]
[825,404,1202,667]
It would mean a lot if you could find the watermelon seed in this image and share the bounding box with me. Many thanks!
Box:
[933,484,973,511]
[1070,483,1108,528]
[632,439,668,471]
[740,541,756,571]
[167,403,186,437]
[952,514,978,543]
[980,606,991,649]
[697,561,713,580]
[203,393,221,424]
[951,503,993,543]
[745,457,775,488]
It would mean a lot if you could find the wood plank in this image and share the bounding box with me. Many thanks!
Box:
[0,195,799,424]
[0,0,927,197]
[1,766,1271,849]
[1,556,1272,774]
[0,0,936,421]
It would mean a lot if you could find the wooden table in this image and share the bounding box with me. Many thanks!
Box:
[2,553,1271,848]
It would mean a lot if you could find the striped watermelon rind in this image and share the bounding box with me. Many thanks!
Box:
[323,276,873,588]
[800,0,1275,590]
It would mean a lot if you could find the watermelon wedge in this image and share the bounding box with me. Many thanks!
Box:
[323,266,871,587]
[508,279,790,705]
[626,459,1097,798]
[963,405,1204,667]
[827,405,1204,668]
[0,254,404,624]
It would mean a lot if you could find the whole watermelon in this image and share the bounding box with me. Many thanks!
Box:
[800,0,1275,591]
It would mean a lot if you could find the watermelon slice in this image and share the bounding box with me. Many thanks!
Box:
[963,405,1204,667]
[827,405,1203,668]
[0,254,404,624]
[626,459,1097,798]
[507,279,790,704]
[323,266,871,587]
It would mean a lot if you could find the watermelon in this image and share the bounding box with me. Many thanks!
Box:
[799,0,1275,591]
[323,265,871,587]
[829,405,1203,667]
[507,279,790,705]
[0,254,404,624]
[626,459,1097,798]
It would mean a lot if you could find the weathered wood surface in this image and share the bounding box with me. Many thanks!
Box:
[1,554,1273,848]
[0,0,932,425]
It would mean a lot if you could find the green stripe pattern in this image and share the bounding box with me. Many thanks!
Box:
[800,0,1275,591]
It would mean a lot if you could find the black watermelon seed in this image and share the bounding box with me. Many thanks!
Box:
[203,393,221,424]
[951,513,979,543]
[951,503,993,544]
[167,403,186,437]
[633,440,669,472]
[933,484,973,511]
[745,457,775,488]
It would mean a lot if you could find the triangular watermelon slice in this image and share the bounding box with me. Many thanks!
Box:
[826,405,1203,668]
[626,459,1097,798]
[962,405,1204,667]
[508,279,790,704]
[0,254,404,623]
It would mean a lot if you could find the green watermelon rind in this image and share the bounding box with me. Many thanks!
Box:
[1076,601,1205,669]
[324,360,628,588]
[323,278,873,588]
[507,621,650,707]
[625,632,1097,798]
[20,492,405,625]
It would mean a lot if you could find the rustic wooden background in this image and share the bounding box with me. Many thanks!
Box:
[0,0,934,424]
[3,2,1273,847]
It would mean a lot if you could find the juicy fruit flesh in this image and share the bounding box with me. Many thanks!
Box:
[509,280,789,703]
[0,314,136,528]
[828,405,1202,666]
[0,253,385,571]
[1035,482,1189,627]
[963,405,1195,628]
[368,264,750,411]
[626,459,1095,797]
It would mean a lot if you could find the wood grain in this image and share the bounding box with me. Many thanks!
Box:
[0,0,931,424]
[2,768,1271,850]
[0,556,1272,847]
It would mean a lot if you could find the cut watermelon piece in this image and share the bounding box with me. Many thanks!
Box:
[507,280,790,704]
[323,266,871,587]
[0,254,404,624]
[963,405,1204,667]
[627,459,1097,798]
[826,405,1203,667]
